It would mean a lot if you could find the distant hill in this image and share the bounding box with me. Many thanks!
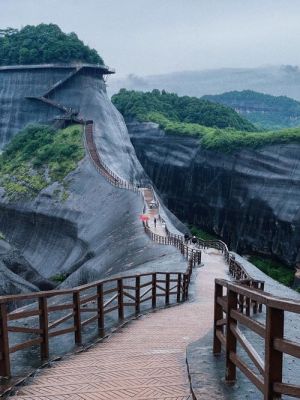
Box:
[108,65,300,101]
[0,24,103,65]
[202,90,300,130]
[112,89,256,131]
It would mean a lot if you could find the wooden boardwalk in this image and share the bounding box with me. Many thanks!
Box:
[10,249,228,399]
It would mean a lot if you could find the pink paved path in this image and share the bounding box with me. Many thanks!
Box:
[10,249,227,399]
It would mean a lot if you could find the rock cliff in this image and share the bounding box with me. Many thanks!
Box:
[0,66,187,295]
[128,121,300,267]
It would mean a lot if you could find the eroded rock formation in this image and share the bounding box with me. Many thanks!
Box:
[128,120,300,267]
[0,66,187,295]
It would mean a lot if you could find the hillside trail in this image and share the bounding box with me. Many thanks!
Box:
[10,248,228,399]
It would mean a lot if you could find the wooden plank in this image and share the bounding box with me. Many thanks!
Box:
[226,289,237,382]
[0,303,10,377]
[230,352,264,393]
[152,273,156,308]
[135,276,140,314]
[230,309,265,338]
[273,382,300,398]
[103,294,118,308]
[140,296,153,304]
[48,312,74,330]
[97,283,104,336]
[177,274,181,303]
[9,338,43,354]
[8,309,41,321]
[165,274,170,305]
[81,314,98,327]
[217,296,228,312]
[73,292,82,345]
[216,330,226,348]
[139,281,152,289]
[39,297,49,360]
[80,294,97,305]
[140,287,152,299]
[273,337,300,359]
[80,308,98,313]
[264,307,284,400]
[123,291,136,302]
[103,305,119,314]
[7,326,42,334]
[118,279,124,320]
[48,327,76,338]
[48,303,74,312]
[230,323,264,375]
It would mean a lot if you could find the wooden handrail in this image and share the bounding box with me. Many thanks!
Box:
[0,270,193,378]
[213,279,300,399]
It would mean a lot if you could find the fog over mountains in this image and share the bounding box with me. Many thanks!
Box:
[108,65,300,100]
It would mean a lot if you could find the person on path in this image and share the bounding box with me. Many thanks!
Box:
[154,217,157,228]
[192,235,197,245]
[184,233,189,243]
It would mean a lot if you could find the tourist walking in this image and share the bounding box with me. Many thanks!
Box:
[154,217,157,228]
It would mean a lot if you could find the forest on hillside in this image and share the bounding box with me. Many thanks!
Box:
[113,89,300,151]
[202,90,300,130]
[112,89,256,131]
[0,24,103,65]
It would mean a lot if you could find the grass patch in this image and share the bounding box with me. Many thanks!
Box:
[0,124,84,200]
[249,256,295,287]
[147,112,300,152]
[189,225,219,241]
[50,273,68,283]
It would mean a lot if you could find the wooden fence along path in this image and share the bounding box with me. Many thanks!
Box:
[9,249,228,399]
[0,120,298,399]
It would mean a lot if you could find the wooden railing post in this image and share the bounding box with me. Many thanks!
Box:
[177,274,182,302]
[225,288,238,383]
[97,283,104,336]
[73,291,82,345]
[264,306,284,400]
[118,278,124,320]
[0,303,10,377]
[165,273,170,305]
[152,273,157,308]
[135,276,140,314]
[182,274,188,301]
[39,297,49,360]
[213,282,223,355]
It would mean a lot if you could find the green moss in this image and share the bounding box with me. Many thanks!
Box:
[50,273,68,283]
[0,124,84,201]
[249,256,295,287]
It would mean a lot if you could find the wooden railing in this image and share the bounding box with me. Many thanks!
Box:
[143,223,201,267]
[213,279,300,399]
[0,268,193,378]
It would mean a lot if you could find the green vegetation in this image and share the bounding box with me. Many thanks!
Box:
[50,272,68,283]
[189,225,218,241]
[112,89,256,131]
[113,89,300,151]
[202,90,300,130]
[249,256,295,287]
[0,124,84,200]
[0,24,103,65]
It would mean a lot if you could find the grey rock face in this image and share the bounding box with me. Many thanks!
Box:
[0,67,187,294]
[128,121,300,267]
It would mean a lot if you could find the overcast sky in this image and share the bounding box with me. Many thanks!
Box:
[0,0,299,77]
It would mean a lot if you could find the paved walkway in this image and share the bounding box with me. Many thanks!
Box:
[142,188,167,237]
[10,249,228,399]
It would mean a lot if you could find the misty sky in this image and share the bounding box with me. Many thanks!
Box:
[0,0,300,77]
